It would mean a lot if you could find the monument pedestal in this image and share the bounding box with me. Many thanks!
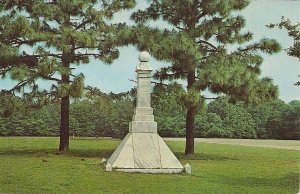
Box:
[107,133,183,173]
[106,51,183,173]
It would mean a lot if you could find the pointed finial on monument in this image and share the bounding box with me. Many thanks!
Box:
[139,51,150,62]
[137,51,152,71]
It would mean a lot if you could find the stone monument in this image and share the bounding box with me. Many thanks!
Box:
[106,51,184,173]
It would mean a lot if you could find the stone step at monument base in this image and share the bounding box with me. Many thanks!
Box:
[114,168,183,173]
[106,133,184,173]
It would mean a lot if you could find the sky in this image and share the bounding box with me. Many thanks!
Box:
[1,0,299,102]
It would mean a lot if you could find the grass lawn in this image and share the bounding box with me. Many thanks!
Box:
[0,137,299,194]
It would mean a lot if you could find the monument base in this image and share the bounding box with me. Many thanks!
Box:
[115,168,183,173]
[106,133,184,173]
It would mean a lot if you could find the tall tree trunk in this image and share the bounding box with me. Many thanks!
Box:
[185,106,196,154]
[59,61,70,152]
[185,71,196,155]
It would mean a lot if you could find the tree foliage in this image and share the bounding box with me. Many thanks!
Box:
[268,17,300,86]
[0,0,136,151]
[207,97,256,138]
[131,0,281,154]
[1,87,298,140]
[152,83,186,137]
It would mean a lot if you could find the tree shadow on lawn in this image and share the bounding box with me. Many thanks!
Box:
[70,137,119,141]
[0,148,114,158]
[0,148,238,162]
[67,148,113,158]
[193,172,299,190]
[175,152,239,161]
[0,148,57,157]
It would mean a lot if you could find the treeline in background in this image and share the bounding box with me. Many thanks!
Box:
[0,84,299,140]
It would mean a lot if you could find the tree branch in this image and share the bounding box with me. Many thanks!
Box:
[202,96,220,100]
[44,0,58,5]
[12,38,45,47]
[39,74,61,82]
[197,11,206,20]
[175,25,188,31]
[75,18,93,30]
[150,80,169,86]
[0,67,12,75]
[72,46,99,51]
[30,53,62,58]
[198,40,218,50]
[128,79,137,83]
[6,78,34,93]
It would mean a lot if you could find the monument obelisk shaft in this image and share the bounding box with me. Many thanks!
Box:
[129,53,157,133]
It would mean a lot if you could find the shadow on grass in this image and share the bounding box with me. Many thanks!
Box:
[0,148,238,162]
[0,148,57,157]
[175,152,238,161]
[0,148,114,158]
[70,137,120,141]
[194,172,299,190]
[67,149,113,158]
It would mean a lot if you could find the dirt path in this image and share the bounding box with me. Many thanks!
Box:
[164,138,300,151]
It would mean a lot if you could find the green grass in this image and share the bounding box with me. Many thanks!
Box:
[0,137,299,194]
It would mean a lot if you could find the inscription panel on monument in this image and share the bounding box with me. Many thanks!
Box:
[137,75,151,107]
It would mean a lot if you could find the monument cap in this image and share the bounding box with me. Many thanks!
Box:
[138,51,150,62]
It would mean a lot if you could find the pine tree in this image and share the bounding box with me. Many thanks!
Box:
[132,0,281,154]
[0,0,136,151]
[268,17,300,86]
